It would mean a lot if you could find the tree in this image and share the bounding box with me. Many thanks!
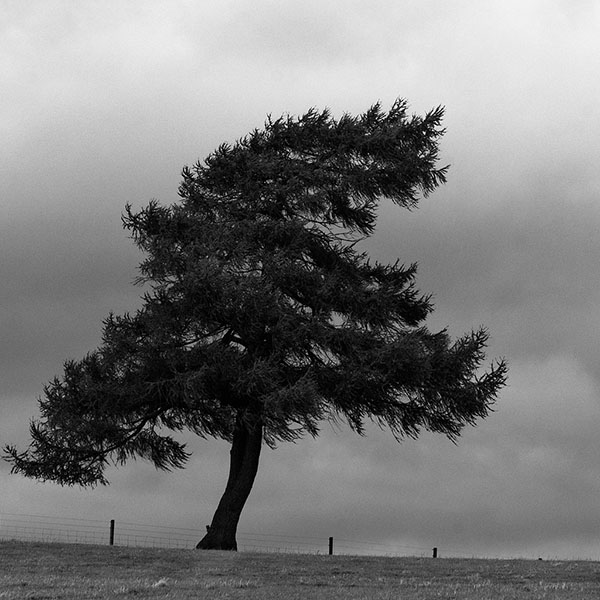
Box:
[5,100,507,550]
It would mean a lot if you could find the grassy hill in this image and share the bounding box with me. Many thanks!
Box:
[2,540,599,599]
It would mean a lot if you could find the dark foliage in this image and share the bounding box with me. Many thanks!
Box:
[5,100,506,495]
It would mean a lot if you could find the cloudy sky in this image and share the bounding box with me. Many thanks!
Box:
[3,0,600,559]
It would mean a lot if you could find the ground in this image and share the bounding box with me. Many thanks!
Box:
[1,540,599,599]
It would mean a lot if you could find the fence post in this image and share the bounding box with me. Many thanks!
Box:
[432,547,438,558]
[328,536,334,555]
[109,520,115,546]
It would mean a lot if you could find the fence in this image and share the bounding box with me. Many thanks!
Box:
[0,512,435,557]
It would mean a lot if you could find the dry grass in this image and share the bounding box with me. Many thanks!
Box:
[1,540,600,599]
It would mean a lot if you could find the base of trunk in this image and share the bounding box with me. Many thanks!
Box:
[195,528,237,551]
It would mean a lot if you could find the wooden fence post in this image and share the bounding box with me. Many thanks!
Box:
[328,537,334,555]
[109,520,115,546]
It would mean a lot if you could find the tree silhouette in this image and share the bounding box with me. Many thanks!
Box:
[5,100,507,550]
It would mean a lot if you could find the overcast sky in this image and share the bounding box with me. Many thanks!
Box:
[3,0,600,560]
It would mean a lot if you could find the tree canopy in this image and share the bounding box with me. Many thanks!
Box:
[5,99,507,549]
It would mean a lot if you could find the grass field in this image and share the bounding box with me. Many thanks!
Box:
[1,540,600,599]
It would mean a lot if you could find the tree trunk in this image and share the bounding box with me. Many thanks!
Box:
[196,411,263,550]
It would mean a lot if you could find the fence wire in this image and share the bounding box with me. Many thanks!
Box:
[0,512,433,556]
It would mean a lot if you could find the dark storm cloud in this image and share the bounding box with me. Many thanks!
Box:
[0,221,139,396]
[376,179,600,366]
[3,0,600,559]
